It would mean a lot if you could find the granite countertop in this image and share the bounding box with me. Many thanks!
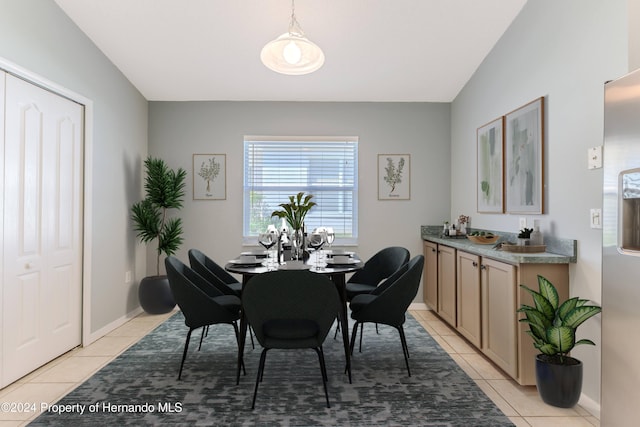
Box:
[420,225,577,265]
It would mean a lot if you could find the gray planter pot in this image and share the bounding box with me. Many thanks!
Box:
[138,275,176,314]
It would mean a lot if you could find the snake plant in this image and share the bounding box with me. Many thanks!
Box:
[518,275,601,364]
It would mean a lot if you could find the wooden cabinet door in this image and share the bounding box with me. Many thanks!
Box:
[456,251,481,347]
[422,241,438,311]
[481,258,517,378]
[437,245,456,327]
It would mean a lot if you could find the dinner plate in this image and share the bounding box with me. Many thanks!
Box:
[240,250,269,258]
[277,261,311,270]
[325,258,360,265]
[324,250,355,257]
[228,257,264,266]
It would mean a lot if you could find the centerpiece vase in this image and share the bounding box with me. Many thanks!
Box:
[291,229,304,260]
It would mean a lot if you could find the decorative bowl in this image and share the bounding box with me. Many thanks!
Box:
[467,235,500,245]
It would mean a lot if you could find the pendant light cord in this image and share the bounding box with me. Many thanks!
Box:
[288,0,304,36]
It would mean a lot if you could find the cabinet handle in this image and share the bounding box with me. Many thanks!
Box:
[472,261,478,267]
[480,264,487,270]
[432,248,436,252]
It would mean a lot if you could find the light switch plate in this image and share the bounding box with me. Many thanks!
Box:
[588,146,602,169]
[519,217,527,229]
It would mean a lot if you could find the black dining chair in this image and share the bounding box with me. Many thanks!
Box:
[337,246,410,342]
[188,248,242,296]
[345,246,410,300]
[165,256,243,380]
[188,248,256,349]
[348,255,424,376]
[242,270,340,409]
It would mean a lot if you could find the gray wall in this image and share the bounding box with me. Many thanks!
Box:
[451,0,628,411]
[0,0,149,333]
[148,101,451,292]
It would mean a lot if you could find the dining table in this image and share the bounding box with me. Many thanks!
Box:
[225,250,363,384]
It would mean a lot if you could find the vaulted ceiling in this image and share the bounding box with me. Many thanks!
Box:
[54,0,527,102]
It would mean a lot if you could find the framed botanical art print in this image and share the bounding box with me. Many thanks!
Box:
[505,97,544,214]
[193,154,226,200]
[378,154,410,200]
[477,117,504,213]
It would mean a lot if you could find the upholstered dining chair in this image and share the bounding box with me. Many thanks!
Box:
[165,256,243,380]
[348,255,424,376]
[345,246,410,300]
[337,246,410,342]
[188,248,255,348]
[242,270,340,409]
[188,248,242,297]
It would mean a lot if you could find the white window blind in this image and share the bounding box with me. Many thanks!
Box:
[243,136,358,244]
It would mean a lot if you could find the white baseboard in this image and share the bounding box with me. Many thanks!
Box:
[579,393,600,420]
[83,306,144,346]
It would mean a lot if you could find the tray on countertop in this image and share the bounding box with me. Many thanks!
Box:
[499,243,546,253]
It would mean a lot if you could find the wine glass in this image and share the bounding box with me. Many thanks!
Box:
[325,227,335,252]
[307,231,325,270]
[258,232,276,270]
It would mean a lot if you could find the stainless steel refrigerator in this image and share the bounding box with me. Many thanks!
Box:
[602,68,640,425]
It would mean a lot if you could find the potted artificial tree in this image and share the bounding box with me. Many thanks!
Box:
[131,157,187,314]
[518,275,601,408]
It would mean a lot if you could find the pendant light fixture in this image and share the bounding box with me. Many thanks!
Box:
[260,0,325,75]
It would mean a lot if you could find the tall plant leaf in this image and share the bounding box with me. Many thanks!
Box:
[546,326,575,355]
[563,305,602,329]
[521,285,555,320]
[537,275,559,310]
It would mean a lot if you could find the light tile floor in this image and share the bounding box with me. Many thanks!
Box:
[0,308,600,426]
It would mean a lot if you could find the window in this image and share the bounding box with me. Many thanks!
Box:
[244,136,358,244]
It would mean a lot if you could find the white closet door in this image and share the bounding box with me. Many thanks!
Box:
[1,73,83,387]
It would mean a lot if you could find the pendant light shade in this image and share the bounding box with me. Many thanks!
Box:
[260,1,325,75]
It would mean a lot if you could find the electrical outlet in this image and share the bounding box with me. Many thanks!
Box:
[125,271,132,284]
[588,146,603,169]
[590,208,602,229]
[519,217,527,229]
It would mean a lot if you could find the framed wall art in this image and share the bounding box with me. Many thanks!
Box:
[378,154,410,200]
[193,154,226,200]
[477,117,504,213]
[505,97,544,214]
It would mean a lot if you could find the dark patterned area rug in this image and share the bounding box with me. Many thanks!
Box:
[31,312,513,426]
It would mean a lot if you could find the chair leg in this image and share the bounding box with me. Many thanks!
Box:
[333,315,341,339]
[314,347,331,408]
[349,322,360,355]
[249,325,255,349]
[398,325,411,377]
[317,346,328,382]
[232,321,246,376]
[358,322,364,352]
[198,326,206,351]
[178,329,193,380]
[252,348,269,410]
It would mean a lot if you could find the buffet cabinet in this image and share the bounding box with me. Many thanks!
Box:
[422,240,569,385]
